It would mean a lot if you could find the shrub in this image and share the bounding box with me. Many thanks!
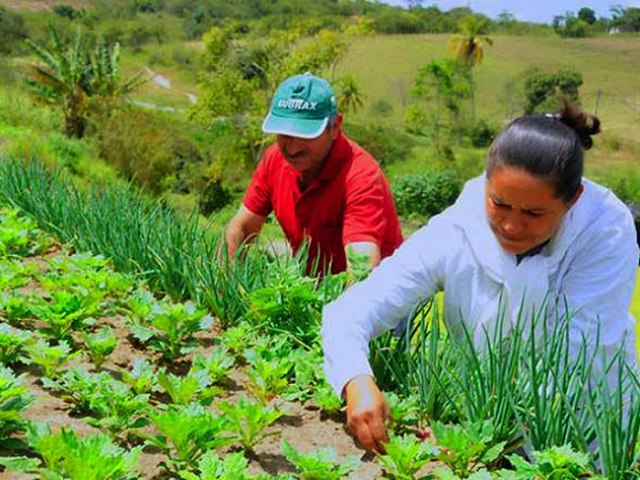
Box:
[342,121,415,168]
[467,118,500,148]
[96,108,182,194]
[391,170,462,219]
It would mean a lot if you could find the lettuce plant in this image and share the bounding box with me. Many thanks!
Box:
[0,208,52,257]
[0,366,31,441]
[501,445,604,479]
[377,434,438,480]
[0,322,31,365]
[44,367,150,437]
[0,258,37,290]
[0,422,141,479]
[220,323,258,361]
[309,382,342,417]
[83,326,118,370]
[246,356,293,405]
[23,337,79,379]
[282,439,360,480]
[120,357,158,394]
[157,368,220,405]
[191,346,235,385]
[128,300,213,360]
[431,420,506,477]
[217,396,283,452]
[0,291,32,325]
[385,391,420,435]
[178,451,251,480]
[46,252,134,300]
[142,403,231,472]
[30,289,102,340]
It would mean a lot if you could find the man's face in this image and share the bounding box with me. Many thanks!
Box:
[485,165,582,255]
[276,117,341,180]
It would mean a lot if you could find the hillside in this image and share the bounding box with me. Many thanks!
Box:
[340,34,640,164]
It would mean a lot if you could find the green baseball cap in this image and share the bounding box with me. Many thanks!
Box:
[262,73,338,139]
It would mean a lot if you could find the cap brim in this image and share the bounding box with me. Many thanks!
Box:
[262,114,328,139]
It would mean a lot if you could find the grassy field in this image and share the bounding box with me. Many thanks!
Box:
[339,34,640,168]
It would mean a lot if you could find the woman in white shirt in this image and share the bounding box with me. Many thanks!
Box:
[321,102,639,452]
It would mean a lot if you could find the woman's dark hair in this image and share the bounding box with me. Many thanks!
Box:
[486,102,601,203]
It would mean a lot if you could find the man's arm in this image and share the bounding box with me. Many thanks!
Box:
[225,205,268,258]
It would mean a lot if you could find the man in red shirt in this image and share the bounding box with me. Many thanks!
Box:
[225,73,403,274]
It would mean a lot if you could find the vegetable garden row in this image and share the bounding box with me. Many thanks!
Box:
[0,155,639,479]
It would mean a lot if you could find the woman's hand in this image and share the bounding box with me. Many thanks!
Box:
[344,374,390,453]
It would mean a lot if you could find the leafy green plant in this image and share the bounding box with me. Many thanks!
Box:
[282,439,360,480]
[220,323,259,361]
[0,366,31,441]
[431,420,506,477]
[142,403,231,473]
[178,451,251,480]
[83,326,118,369]
[0,423,141,479]
[30,289,102,340]
[217,396,283,452]
[309,382,343,417]
[385,391,420,435]
[502,445,604,479]
[391,171,461,219]
[43,252,134,302]
[377,434,437,480]
[120,357,158,395]
[128,300,213,360]
[0,322,31,364]
[43,367,150,437]
[23,337,79,379]
[246,260,324,346]
[157,368,220,405]
[246,355,294,405]
[0,291,33,325]
[191,346,235,385]
[0,208,53,256]
[283,347,324,403]
[0,258,38,290]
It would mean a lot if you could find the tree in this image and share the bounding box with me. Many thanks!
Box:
[448,15,493,120]
[552,12,590,37]
[24,28,147,138]
[194,23,357,163]
[578,7,597,25]
[523,67,583,114]
[336,74,365,116]
[410,58,469,149]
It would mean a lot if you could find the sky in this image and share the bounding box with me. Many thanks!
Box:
[380,0,640,24]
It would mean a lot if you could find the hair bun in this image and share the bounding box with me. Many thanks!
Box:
[558,100,600,150]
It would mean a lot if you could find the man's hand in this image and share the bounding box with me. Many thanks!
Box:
[224,205,267,259]
[344,374,390,453]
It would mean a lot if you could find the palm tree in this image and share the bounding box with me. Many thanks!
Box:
[24,28,147,138]
[337,74,365,116]
[448,16,493,120]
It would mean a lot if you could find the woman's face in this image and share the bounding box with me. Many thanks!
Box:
[485,166,582,255]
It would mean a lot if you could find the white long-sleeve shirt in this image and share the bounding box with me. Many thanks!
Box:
[322,174,639,395]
